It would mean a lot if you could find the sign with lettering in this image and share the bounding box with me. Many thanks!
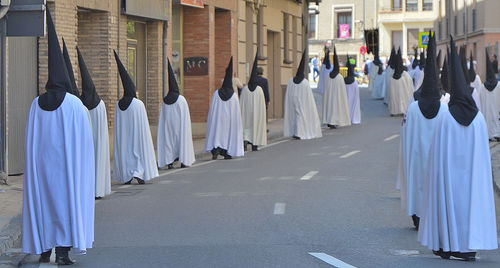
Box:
[184,57,208,76]
[181,0,204,8]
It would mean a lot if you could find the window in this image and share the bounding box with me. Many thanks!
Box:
[406,0,418,11]
[308,13,317,39]
[392,31,403,50]
[423,0,433,11]
[438,21,442,40]
[462,12,466,34]
[283,13,292,64]
[472,9,476,31]
[392,0,402,11]
[407,29,419,52]
[337,11,352,39]
[454,15,457,34]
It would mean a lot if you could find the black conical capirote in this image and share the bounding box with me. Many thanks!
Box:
[38,8,71,111]
[412,48,419,69]
[329,46,340,78]
[77,47,101,110]
[323,49,331,69]
[419,51,425,69]
[459,45,470,84]
[62,38,79,96]
[468,51,477,82]
[389,47,396,69]
[344,54,355,85]
[440,56,450,93]
[247,53,259,92]
[393,48,403,79]
[218,56,234,101]
[448,36,478,126]
[164,59,180,104]
[294,50,306,84]
[484,48,498,91]
[416,32,441,119]
[114,50,136,110]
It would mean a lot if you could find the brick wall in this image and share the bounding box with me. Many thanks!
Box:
[146,21,164,126]
[215,10,233,89]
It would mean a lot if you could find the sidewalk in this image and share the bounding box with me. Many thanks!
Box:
[0,118,285,266]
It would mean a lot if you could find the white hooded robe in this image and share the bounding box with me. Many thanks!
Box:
[322,74,351,127]
[89,100,111,198]
[346,81,361,124]
[479,83,500,139]
[389,72,414,115]
[240,85,267,146]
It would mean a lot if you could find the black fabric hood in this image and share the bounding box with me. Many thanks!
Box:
[329,46,340,79]
[393,48,403,80]
[164,59,181,104]
[448,36,478,126]
[419,51,425,70]
[484,48,499,91]
[247,53,259,92]
[294,50,306,84]
[114,50,137,110]
[344,54,356,85]
[77,47,101,110]
[38,8,71,111]
[323,49,331,70]
[412,48,419,69]
[468,51,477,82]
[459,45,471,85]
[388,47,396,69]
[62,38,79,97]
[218,56,234,101]
[416,32,441,119]
[441,55,450,94]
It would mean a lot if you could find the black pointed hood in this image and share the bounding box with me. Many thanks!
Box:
[440,56,450,93]
[323,49,331,69]
[218,56,234,101]
[247,53,259,92]
[38,8,71,111]
[415,32,441,119]
[62,38,79,96]
[329,46,340,78]
[419,50,425,70]
[448,36,478,126]
[389,47,396,69]
[164,59,180,104]
[77,47,101,110]
[344,54,356,85]
[468,51,477,82]
[484,48,498,91]
[114,50,136,111]
[412,48,419,69]
[294,50,306,84]
[393,48,403,79]
[459,45,471,85]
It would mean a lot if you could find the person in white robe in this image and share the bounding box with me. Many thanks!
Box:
[469,52,482,91]
[418,37,498,261]
[113,51,158,184]
[413,51,425,90]
[240,54,267,151]
[369,49,385,99]
[459,46,482,111]
[344,55,361,124]
[205,56,244,159]
[400,33,446,230]
[479,49,500,140]
[317,49,332,95]
[383,48,396,105]
[389,49,414,116]
[322,46,351,128]
[157,59,195,169]
[23,10,94,265]
[408,48,419,79]
[284,51,322,140]
[77,47,111,198]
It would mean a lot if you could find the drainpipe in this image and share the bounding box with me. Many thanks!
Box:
[162,21,167,97]
[0,4,8,176]
[117,0,121,99]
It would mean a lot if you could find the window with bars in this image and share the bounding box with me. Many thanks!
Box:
[406,0,418,11]
[423,0,433,11]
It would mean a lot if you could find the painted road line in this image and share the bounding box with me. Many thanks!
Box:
[384,134,399,141]
[273,203,286,215]
[300,171,319,180]
[340,150,360,159]
[309,252,357,268]
[261,139,289,149]
[389,249,420,256]
[118,185,132,189]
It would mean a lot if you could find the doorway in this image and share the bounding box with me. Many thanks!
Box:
[127,21,147,103]
[267,31,282,118]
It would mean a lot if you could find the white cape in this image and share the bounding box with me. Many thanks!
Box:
[283,78,322,139]
[418,112,498,252]
[317,64,332,95]
[479,83,500,139]
[89,100,111,198]
[346,81,361,124]
[414,72,424,90]
[204,91,244,157]
[157,96,195,167]
[384,68,395,104]
[471,75,482,92]
[369,65,385,99]
[400,102,447,217]
[322,74,351,126]
[240,86,267,146]
[23,94,95,254]
[113,98,158,183]
[389,72,414,115]
[440,93,450,104]
[411,67,422,88]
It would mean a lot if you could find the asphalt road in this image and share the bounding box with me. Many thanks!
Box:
[19,87,500,267]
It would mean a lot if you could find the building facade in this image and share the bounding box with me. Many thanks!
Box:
[378,0,438,59]
[308,0,376,67]
[434,0,500,80]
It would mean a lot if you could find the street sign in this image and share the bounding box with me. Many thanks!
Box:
[418,32,430,48]
[360,46,367,55]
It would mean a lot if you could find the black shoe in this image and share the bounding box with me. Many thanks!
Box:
[167,164,174,169]
[124,179,133,185]
[95,196,102,200]
[224,154,232,160]
[433,249,451,259]
[39,251,51,263]
[180,163,187,168]
[56,255,75,265]
[211,148,219,160]
[292,136,301,140]
[136,178,145,185]
[450,252,476,261]
[327,124,336,129]
[411,214,420,230]
[252,145,258,151]
[495,137,500,142]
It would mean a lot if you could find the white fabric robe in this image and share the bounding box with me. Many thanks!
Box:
[113,98,158,183]
[472,88,482,111]
[440,93,450,104]
[414,72,424,90]
[384,68,395,104]
[283,79,322,139]
[204,91,244,157]
[400,102,447,217]
[322,74,351,126]
[418,112,498,252]
[411,67,422,88]
[471,75,482,92]
[157,96,195,167]
[369,65,385,99]
[389,72,414,115]
[345,81,361,124]
[479,83,500,139]
[23,94,95,254]
[240,85,267,146]
[89,100,111,198]
[317,64,332,94]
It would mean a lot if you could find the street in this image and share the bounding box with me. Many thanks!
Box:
[19,87,500,267]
